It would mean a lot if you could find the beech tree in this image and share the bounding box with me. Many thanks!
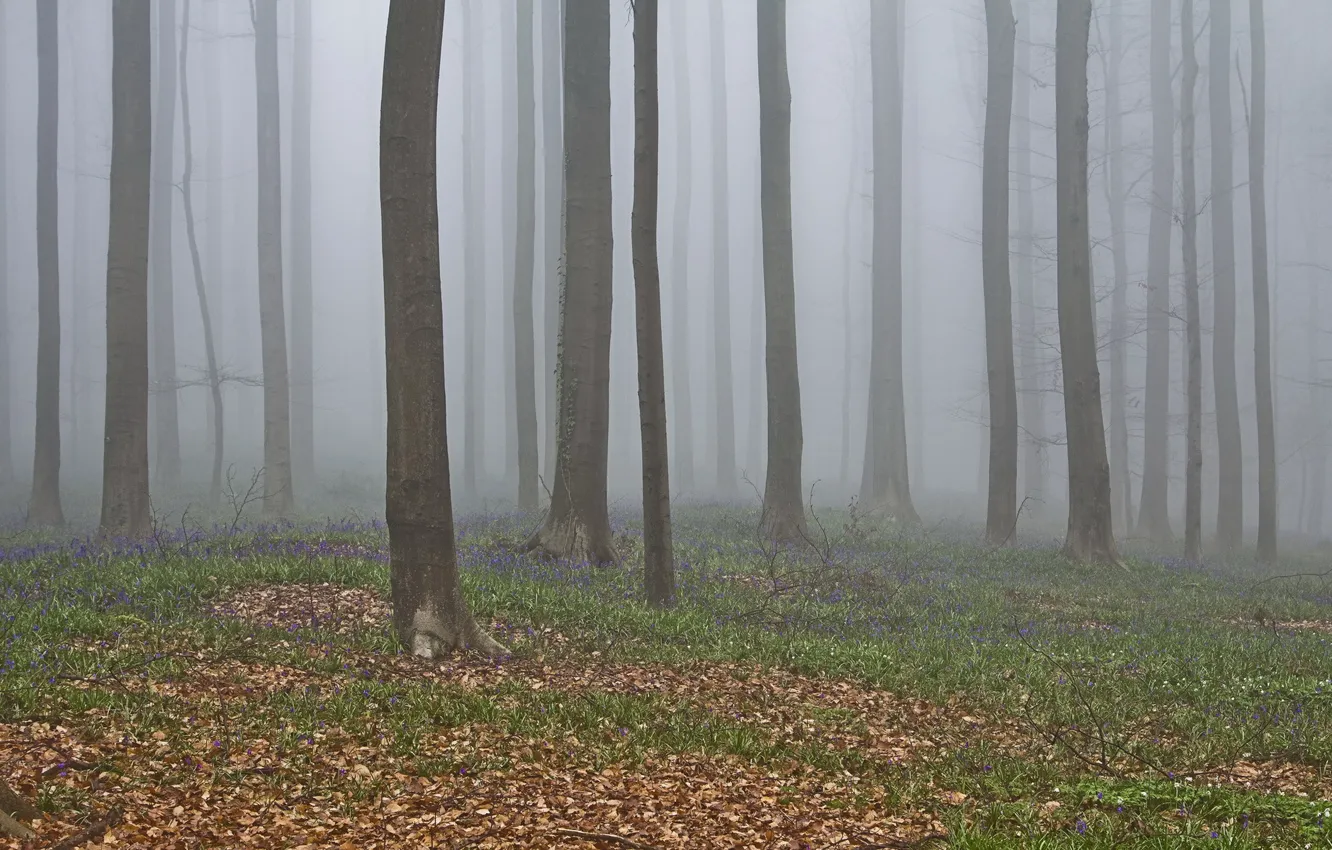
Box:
[708,0,737,498]
[1249,0,1277,563]
[668,0,695,493]
[1013,0,1043,510]
[0,10,10,488]
[291,0,315,489]
[461,0,485,496]
[1181,0,1203,561]
[514,0,540,512]
[380,0,505,658]
[541,0,563,493]
[151,0,181,489]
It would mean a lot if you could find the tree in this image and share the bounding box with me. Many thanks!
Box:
[254,0,294,516]
[514,0,540,512]
[1055,0,1117,562]
[1210,0,1242,550]
[1139,0,1175,543]
[29,0,64,527]
[632,0,674,607]
[1013,0,1043,510]
[668,0,695,493]
[502,0,519,491]
[291,0,315,490]
[1103,0,1133,536]
[380,0,505,659]
[525,0,615,563]
[0,6,11,489]
[756,0,805,541]
[151,0,181,489]
[1181,0,1203,561]
[1248,0,1276,563]
[981,0,1017,545]
[860,0,918,523]
[461,0,485,496]
[100,0,153,538]
[708,0,737,498]
[541,0,563,495]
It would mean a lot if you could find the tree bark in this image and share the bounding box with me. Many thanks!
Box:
[502,0,519,492]
[1181,0,1203,561]
[1104,0,1133,537]
[1210,0,1243,550]
[859,0,918,523]
[632,0,675,607]
[708,0,737,499]
[290,0,314,492]
[100,0,153,538]
[541,0,563,497]
[756,0,806,541]
[461,0,485,496]
[525,0,615,564]
[515,0,540,512]
[981,0,1017,545]
[1248,0,1276,563]
[151,0,180,489]
[204,0,225,467]
[30,0,65,527]
[254,0,294,516]
[0,16,11,488]
[668,0,694,494]
[746,160,765,483]
[381,0,505,659]
[1055,0,1117,562]
[1013,0,1042,512]
[1139,0,1175,543]
[1303,218,1324,538]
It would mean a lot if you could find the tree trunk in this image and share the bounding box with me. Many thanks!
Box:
[1248,0,1276,563]
[525,0,615,564]
[30,0,64,527]
[179,0,223,504]
[541,0,563,497]
[746,161,765,484]
[1139,0,1175,544]
[502,0,519,492]
[204,0,225,468]
[290,0,314,492]
[100,0,152,538]
[0,776,35,839]
[1304,217,1325,538]
[668,0,694,494]
[151,0,180,489]
[1055,0,1117,562]
[756,0,806,541]
[380,0,505,659]
[632,0,675,607]
[981,0,1017,545]
[1181,0,1203,561]
[1210,0,1243,550]
[0,17,11,488]
[859,0,918,523]
[708,0,737,499]
[839,130,857,490]
[1013,0,1042,512]
[461,0,485,496]
[515,0,540,512]
[1104,0,1133,538]
[254,0,294,516]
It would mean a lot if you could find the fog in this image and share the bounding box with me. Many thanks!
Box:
[1,0,1330,547]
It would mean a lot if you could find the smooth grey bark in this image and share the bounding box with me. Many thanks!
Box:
[502,0,519,489]
[1209,0,1243,550]
[380,0,505,659]
[1013,0,1042,511]
[860,0,918,523]
[291,0,314,490]
[981,0,1017,545]
[839,120,859,489]
[1139,0,1175,543]
[1302,218,1324,538]
[0,15,11,487]
[1055,0,1117,562]
[101,0,152,539]
[668,0,695,493]
[1103,0,1132,537]
[179,0,223,504]
[461,0,484,495]
[254,0,294,516]
[1181,0,1202,561]
[151,0,181,488]
[525,0,615,564]
[708,0,736,498]
[756,0,806,541]
[540,0,563,495]
[632,0,674,607]
[30,0,64,527]
[204,0,225,462]
[746,160,765,482]
[515,0,539,512]
[1248,0,1275,562]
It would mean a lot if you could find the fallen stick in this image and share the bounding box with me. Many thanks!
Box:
[553,827,664,850]
[50,806,122,850]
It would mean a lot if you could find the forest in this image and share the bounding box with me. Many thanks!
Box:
[0,0,1330,846]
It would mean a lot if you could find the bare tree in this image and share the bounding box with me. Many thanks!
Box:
[0,8,11,488]
[254,0,294,516]
[668,0,695,493]
[1210,0,1242,550]
[541,0,563,495]
[1139,0,1175,543]
[981,0,1017,544]
[502,0,519,491]
[514,0,540,512]
[1181,0,1203,561]
[1014,0,1043,511]
[632,0,674,607]
[380,0,505,659]
[746,160,765,482]
[525,0,615,563]
[1103,0,1133,536]
[29,0,64,527]
[756,0,806,541]
[101,0,153,538]
[151,0,181,489]
[290,0,315,491]
[461,0,485,496]
[1055,0,1117,562]
[708,0,737,498]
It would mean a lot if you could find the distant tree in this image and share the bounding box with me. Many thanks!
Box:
[1248,0,1276,562]
[290,0,315,491]
[1055,0,1117,562]
[502,0,519,491]
[525,0,615,563]
[514,0,540,512]
[1181,0,1203,561]
[380,0,506,659]
[461,0,486,496]
[29,0,64,527]
[746,161,765,482]
[668,0,695,494]
[980,0,1017,545]
[151,0,181,489]
[1139,0,1175,543]
[708,0,737,498]
[632,0,674,607]
[204,0,226,463]
[0,6,11,488]
[254,0,294,516]
[756,0,806,541]
[101,0,153,538]
[860,0,918,523]
[1013,0,1043,511]
[541,0,563,495]
[1210,0,1243,550]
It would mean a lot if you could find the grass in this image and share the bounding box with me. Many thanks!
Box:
[1,503,1330,847]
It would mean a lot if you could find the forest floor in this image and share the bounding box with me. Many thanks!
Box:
[1,504,1331,848]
